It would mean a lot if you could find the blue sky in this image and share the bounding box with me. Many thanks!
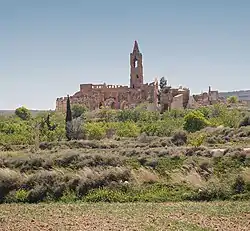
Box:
[0,0,250,110]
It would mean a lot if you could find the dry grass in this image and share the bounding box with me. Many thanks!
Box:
[0,202,250,231]
[0,137,250,203]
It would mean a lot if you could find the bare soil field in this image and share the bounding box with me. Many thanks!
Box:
[0,202,250,231]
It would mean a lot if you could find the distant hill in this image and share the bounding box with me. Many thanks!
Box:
[0,110,54,116]
[219,90,250,101]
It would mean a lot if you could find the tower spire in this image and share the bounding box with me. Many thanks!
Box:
[130,40,143,88]
[133,40,140,53]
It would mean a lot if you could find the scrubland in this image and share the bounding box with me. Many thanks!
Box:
[1,104,250,230]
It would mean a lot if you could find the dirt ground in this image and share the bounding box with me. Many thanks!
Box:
[0,202,250,231]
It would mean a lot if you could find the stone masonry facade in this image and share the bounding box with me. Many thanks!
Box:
[56,40,221,113]
[56,41,159,112]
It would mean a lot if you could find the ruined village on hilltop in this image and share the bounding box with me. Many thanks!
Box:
[56,41,250,113]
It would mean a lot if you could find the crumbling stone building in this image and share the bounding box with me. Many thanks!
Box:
[56,40,221,113]
[160,86,190,112]
[192,86,220,107]
[56,41,159,112]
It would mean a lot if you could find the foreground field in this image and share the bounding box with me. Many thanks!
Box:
[0,202,250,231]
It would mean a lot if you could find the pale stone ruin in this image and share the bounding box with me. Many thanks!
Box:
[56,41,158,112]
[56,41,221,113]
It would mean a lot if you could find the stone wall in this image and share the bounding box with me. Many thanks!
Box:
[56,40,161,112]
[210,91,219,103]
[187,95,199,109]
[171,94,183,109]
[160,86,190,112]
[56,82,158,112]
[192,88,220,106]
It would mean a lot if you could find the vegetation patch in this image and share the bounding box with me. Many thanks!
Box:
[0,104,250,204]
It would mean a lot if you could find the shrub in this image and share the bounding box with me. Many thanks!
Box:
[223,109,242,128]
[15,189,29,202]
[15,106,31,120]
[239,116,250,127]
[171,130,188,146]
[0,168,21,202]
[84,183,192,202]
[71,104,87,119]
[140,119,183,137]
[84,188,130,202]
[117,109,140,122]
[231,193,250,200]
[60,190,78,202]
[138,111,161,122]
[213,155,246,177]
[0,119,34,145]
[97,108,118,122]
[27,185,48,203]
[168,109,187,118]
[184,111,210,132]
[37,112,66,142]
[115,121,139,137]
[75,167,131,197]
[227,96,238,104]
[125,158,141,169]
[196,106,212,119]
[84,122,106,140]
[231,175,245,194]
[209,104,242,128]
[185,180,231,201]
[155,156,184,175]
[53,152,122,169]
[188,133,206,147]
[66,117,84,140]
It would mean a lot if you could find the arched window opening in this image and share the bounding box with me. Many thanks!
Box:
[135,60,138,68]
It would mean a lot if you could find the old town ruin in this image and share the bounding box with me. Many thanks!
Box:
[56,41,226,112]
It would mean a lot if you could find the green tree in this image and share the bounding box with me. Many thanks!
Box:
[158,77,168,105]
[15,106,31,120]
[117,109,140,122]
[183,110,210,132]
[45,114,57,131]
[84,122,106,140]
[98,108,118,122]
[196,106,211,119]
[33,112,65,142]
[159,77,167,90]
[72,104,87,119]
[227,96,238,104]
[209,104,241,128]
[0,118,34,145]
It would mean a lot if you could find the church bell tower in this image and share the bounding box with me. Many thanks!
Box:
[130,40,143,89]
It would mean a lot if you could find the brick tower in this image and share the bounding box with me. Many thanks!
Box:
[130,40,143,89]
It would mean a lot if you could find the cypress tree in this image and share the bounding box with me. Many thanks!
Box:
[66,95,73,140]
[66,95,72,122]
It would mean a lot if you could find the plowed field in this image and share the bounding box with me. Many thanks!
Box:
[1,202,250,231]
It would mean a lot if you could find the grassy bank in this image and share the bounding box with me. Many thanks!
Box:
[1,105,250,203]
[1,138,250,203]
